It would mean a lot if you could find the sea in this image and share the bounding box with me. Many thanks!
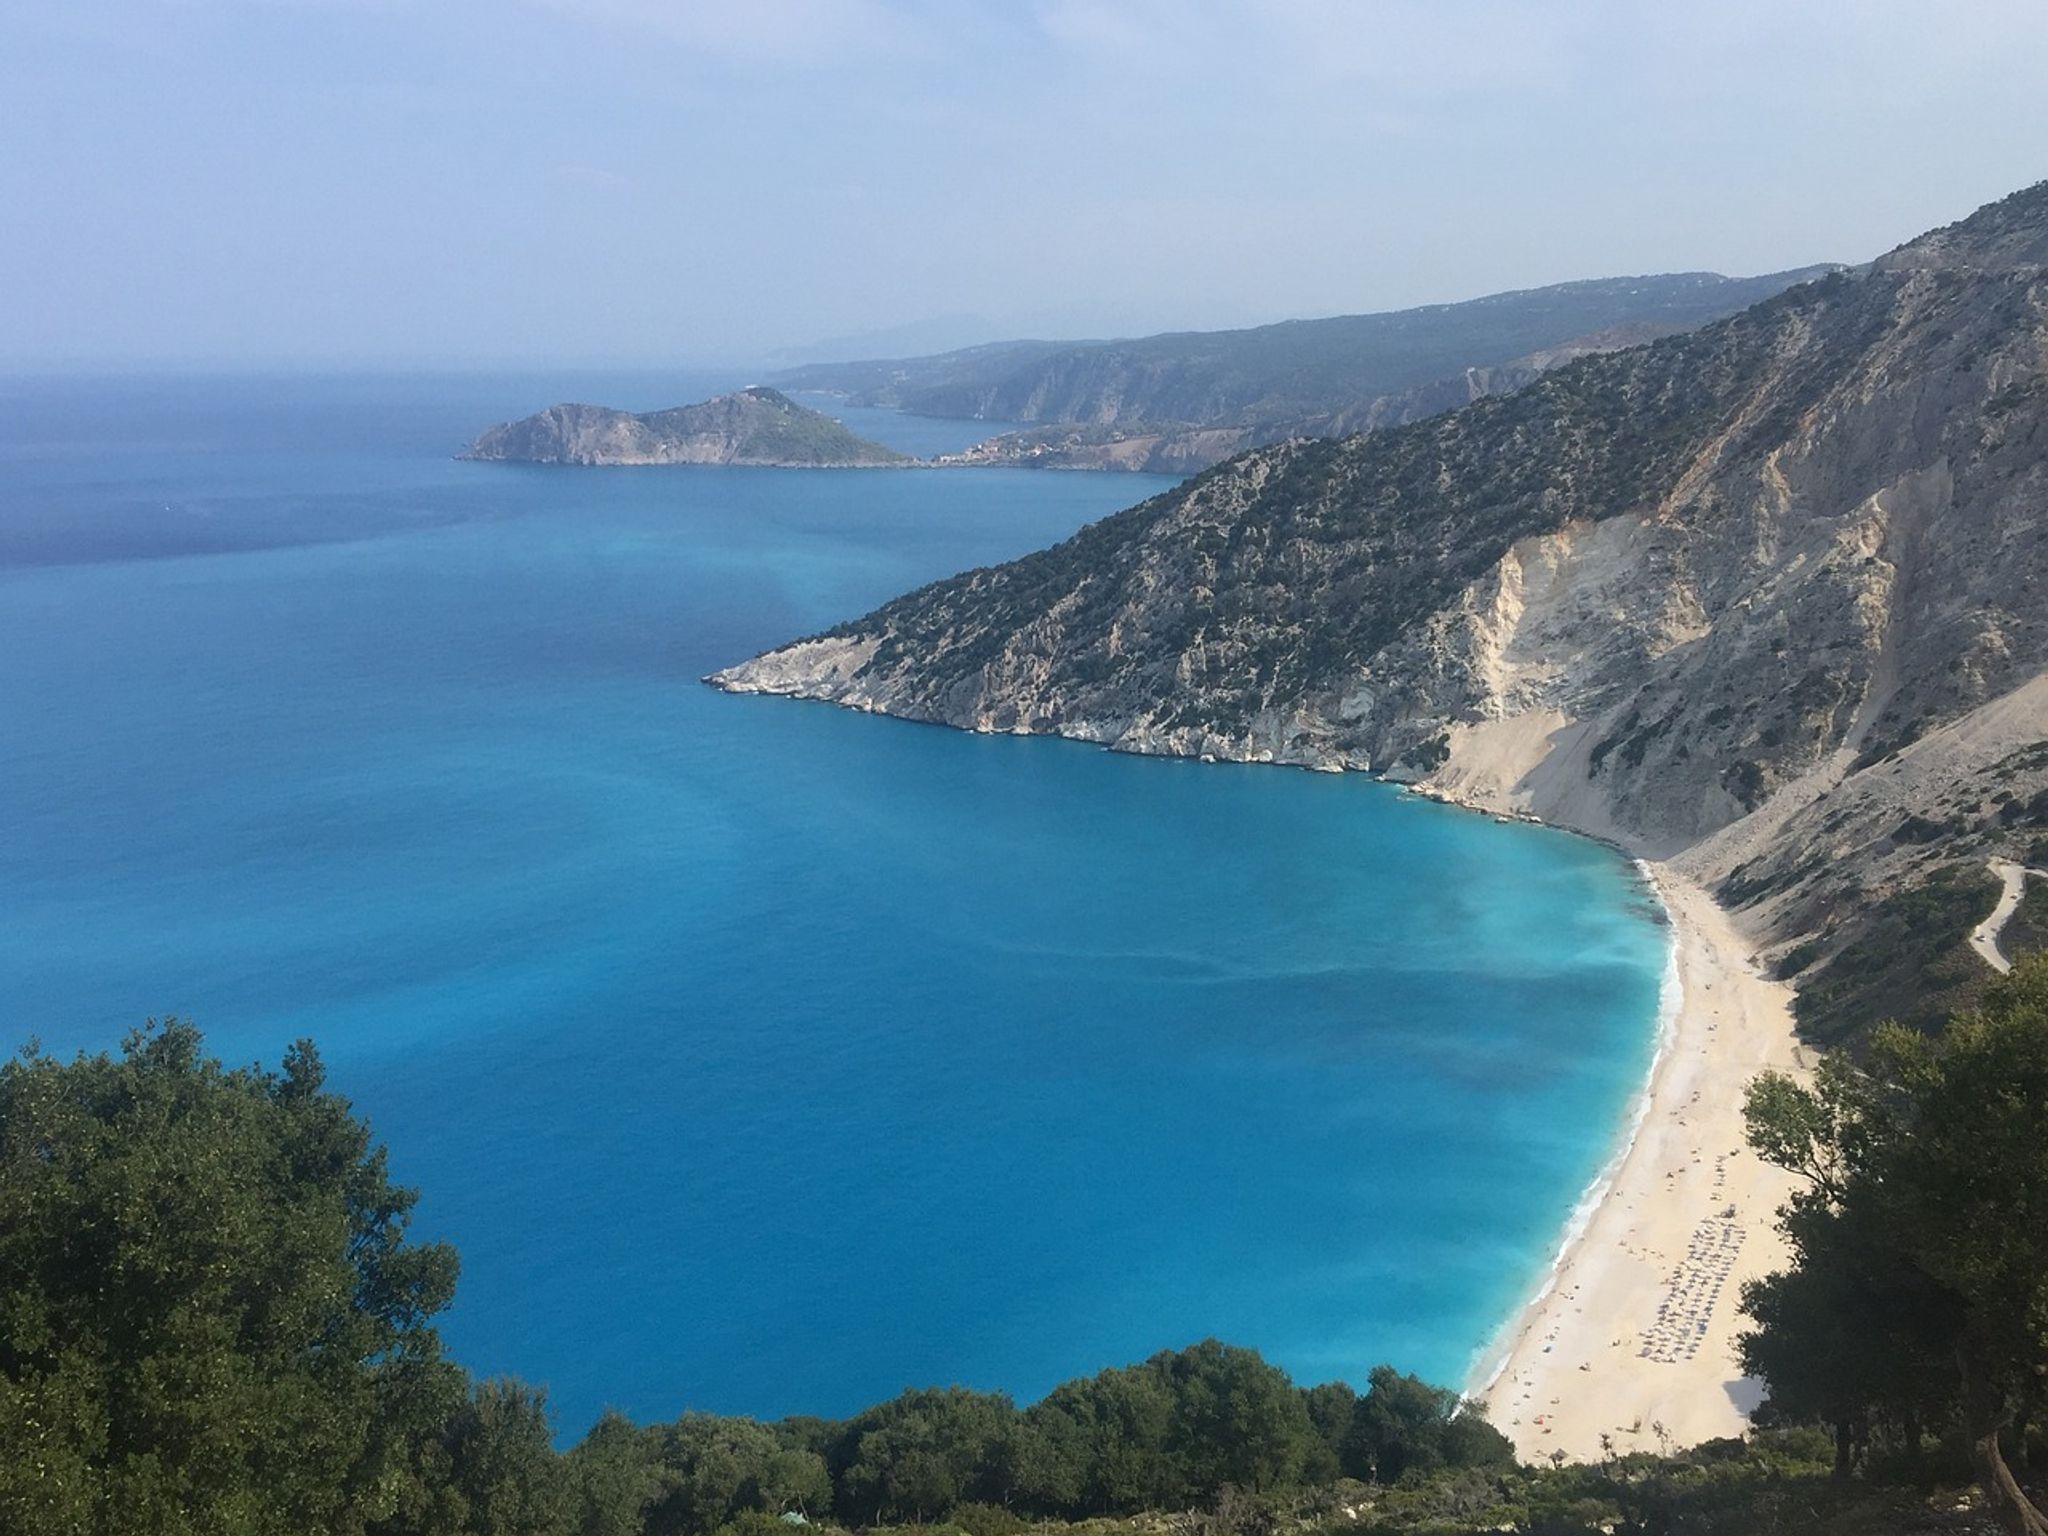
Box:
[0,370,1670,1436]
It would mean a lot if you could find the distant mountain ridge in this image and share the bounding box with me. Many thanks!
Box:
[717,183,2048,1045]
[461,387,910,468]
[778,269,1838,471]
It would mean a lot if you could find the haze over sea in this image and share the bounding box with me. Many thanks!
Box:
[0,373,1669,1434]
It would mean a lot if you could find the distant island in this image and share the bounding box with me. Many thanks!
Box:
[460,386,912,468]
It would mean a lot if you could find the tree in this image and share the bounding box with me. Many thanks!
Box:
[0,1021,462,1536]
[756,1448,830,1520]
[1149,1341,1316,1495]
[1027,1364,1176,1512]
[644,1414,784,1536]
[1009,1390,1090,1512]
[1353,1367,1448,1481]
[1298,1381,1356,1484]
[1347,1366,1512,1484]
[432,1380,573,1536]
[831,1387,1021,1524]
[1743,955,2048,1535]
[565,1412,674,1536]
[1736,1192,1952,1478]
[1438,1407,1516,1475]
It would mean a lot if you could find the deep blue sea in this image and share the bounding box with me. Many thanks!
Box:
[0,371,1668,1438]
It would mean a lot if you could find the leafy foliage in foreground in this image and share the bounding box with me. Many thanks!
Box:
[0,1023,1512,1534]
[0,1018,2032,1535]
[1743,954,2048,1534]
[0,1021,463,1534]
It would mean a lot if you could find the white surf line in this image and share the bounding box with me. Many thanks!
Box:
[1462,860,1683,1406]
[1970,858,2048,975]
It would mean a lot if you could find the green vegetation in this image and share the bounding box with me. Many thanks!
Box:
[5,1007,2043,1533]
[0,1023,465,1534]
[1999,875,2048,962]
[1788,862,2000,1047]
[1742,953,2048,1534]
[0,1021,1511,1534]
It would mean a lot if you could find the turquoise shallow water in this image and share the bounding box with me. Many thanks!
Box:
[0,373,1668,1435]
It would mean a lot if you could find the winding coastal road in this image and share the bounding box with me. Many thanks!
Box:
[1969,858,2048,974]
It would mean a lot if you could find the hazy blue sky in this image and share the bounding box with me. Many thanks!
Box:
[6,1,2045,368]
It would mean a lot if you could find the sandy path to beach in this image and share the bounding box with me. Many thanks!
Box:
[1468,866,1808,1462]
[1970,857,2046,974]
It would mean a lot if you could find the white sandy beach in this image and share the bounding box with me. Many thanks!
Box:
[1468,864,1808,1462]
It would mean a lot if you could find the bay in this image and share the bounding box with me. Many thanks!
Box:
[0,372,1667,1434]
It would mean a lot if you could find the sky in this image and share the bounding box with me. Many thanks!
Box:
[4,0,2045,369]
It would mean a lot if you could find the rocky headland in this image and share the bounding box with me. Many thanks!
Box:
[715,183,2048,1047]
[461,387,911,468]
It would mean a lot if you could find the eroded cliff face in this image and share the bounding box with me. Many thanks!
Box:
[713,186,2048,1014]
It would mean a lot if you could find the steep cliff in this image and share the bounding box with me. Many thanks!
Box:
[461,388,910,467]
[715,184,2048,1041]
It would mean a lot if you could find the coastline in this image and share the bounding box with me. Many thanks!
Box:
[1464,861,1806,1460]
[1465,864,1683,1401]
[700,681,1816,1457]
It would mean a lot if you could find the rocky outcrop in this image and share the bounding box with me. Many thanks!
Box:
[461,388,910,468]
[714,184,2048,1040]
